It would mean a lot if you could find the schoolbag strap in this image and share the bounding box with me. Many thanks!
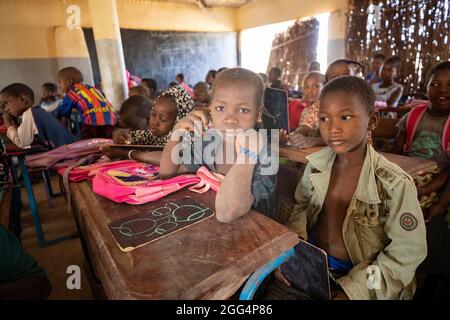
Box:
[404,104,429,152]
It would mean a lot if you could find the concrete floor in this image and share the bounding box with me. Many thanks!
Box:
[19,175,95,300]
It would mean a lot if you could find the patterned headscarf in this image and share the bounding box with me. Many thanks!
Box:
[130,85,194,146]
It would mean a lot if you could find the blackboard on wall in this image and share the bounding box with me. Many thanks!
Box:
[83,28,238,90]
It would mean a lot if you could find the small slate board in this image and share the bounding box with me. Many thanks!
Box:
[280,239,331,300]
[108,197,214,252]
[262,87,289,132]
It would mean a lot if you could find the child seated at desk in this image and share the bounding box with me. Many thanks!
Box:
[288,72,325,132]
[160,68,277,222]
[56,66,117,139]
[282,59,363,149]
[1,83,75,148]
[193,81,211,110]
[0,225,52,299]
[372,56,403,116]
[104,85,194,164]
[276,76,426,300]
[39,82,62,117]
[392,61,450,284]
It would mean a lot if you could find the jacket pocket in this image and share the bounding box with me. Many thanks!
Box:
[354,211,389,262]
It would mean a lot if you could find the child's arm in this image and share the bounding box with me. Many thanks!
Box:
[336,175,427,300]
[426,171,450,222]
[130,151,162,165]
[215,157,256,223]
[5,110,36,148]
[159,110,210,178]
[56,94,75,120]
[386,86,403,108]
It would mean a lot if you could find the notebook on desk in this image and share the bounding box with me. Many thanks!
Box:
[280,239,331,300]
[108,144,164,151]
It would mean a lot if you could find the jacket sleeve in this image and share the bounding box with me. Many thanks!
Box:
[288,163,313,240]
[337,176,427,300]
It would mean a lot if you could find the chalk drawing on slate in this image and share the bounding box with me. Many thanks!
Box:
[108,197,214,252]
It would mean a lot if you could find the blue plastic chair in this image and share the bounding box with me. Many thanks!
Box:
[239,247,295,300]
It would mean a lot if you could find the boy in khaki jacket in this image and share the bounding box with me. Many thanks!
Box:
[279,76,427,300]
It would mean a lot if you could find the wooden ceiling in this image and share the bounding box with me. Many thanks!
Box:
[141,0,255,8]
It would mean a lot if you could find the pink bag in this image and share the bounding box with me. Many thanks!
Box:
[58,159,136,182]
[92,163,223,205]
[25,138,112,170]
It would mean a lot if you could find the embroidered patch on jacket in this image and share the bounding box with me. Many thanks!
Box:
[399,213,418,231]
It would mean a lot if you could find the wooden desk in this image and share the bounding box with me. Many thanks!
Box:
[279,146,438,178]
[70,181,299,300]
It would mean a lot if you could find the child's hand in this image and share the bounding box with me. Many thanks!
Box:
[174,110,210,134]
[113,129,131,144]
[425,202,448,223]
[280,129,290,145]
[288,131,311,149]
[2,111,13,127]
[274,268,291,287]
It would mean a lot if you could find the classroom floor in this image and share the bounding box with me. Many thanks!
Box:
[19,175,95,300]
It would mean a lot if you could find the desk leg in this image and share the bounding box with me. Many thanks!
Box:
[239,247,295,300]
[7,156,23,238]
[17,155,46,246]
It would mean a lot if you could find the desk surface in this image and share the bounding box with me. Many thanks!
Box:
[279,146,438,178]
[70,181,299,300]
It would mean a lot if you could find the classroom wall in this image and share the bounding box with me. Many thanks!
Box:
[0,0,236,97]
[235,0,347,30]
[0,0,349,97]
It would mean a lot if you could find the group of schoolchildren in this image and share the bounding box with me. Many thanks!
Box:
[0,55,449,299]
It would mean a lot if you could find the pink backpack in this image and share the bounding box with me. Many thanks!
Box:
[58,159,136,182]
[92,163,223,205]
[404,104,450,153]
[25,138,112,170]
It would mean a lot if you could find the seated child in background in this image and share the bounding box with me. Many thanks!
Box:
[175,73,193,96]
[1,83,75,148]
[192,81,211,110]
[160,68,277,222]
[282,59,362,148]
[128,85,149,98]
[366,53,385,85]
[372,56,403,113]
[325,59,363,82]
[117,95,153,131]
[106,85,194,164]
[39,82,62,116]
[205,69,216,88]
[101,95,156,162]
[276,76,426,300]
[56,66,117,139]
[288,72,325,132]
[268,66,292,97]
[141,78,159,101]
[392,61,450,279]
[0,225,52,299]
